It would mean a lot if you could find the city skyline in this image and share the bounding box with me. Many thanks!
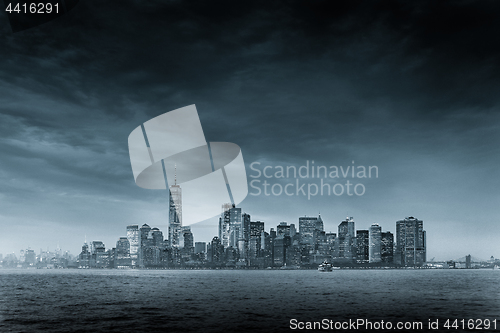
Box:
[0,194,496,262]
[1,205,496,265]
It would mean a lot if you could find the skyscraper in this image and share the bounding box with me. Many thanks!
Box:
[228,205,242,248]
[115,237,131,268]
[369,223,382,263]
[299,216,318,247]
[169,182,182,248]
[126,225,139,267]
[91,241,107,268]
[273,234,291,266]
[181,226,194,253]
[381,231,394,263]
[208,236,223,264]
[249,221,265,258]
[25,249,36,266]
[240,213,251,257]
[139,223,151,268]
[395,217,426,267]
[150,227,164,247]
[337,217,356,260]
[219,203,232,248]
[356,230,369,263]
[78,242,91,268]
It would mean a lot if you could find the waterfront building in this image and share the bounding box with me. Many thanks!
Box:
[115,237,131,268]
[273,234,291,266]
[25,249,36,266]
[126,225,139,267]
[208,236,224,264]
[466,254,472,269]
[169,182,182,248]
[240,213,251,258]
[299,216,319,247]
[356,230,369,263]
[139,224,151,267]
[90,241,107,268]
[77,242,91,268]
[249,221,265,258]
[381,231,394,263]
[395,217,426,267]
[229,205,242,249]
[337,217,356,260]
[181,226,194,256]
[219,203,233,248]
[369,224,382,263]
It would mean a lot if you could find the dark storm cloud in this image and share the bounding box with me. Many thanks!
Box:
[0,0,499,257]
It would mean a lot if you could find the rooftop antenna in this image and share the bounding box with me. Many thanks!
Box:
[175,164,177,185]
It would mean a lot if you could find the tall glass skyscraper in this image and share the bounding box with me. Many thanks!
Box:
[229,205,242,248]
[219,203,233,248]
[298,216,319,247]
[126,225,139,267]
[218,204,242,249]
[395,217,426,267]
[168,184,182,248]
[115,237,131,268]
[356,230,369,263]
[381,231,394,263]
[139,223,151,267]
[369,223,382,263]
[337,217,356,260]
[249,221,265,258]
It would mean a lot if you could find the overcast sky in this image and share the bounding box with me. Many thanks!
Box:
[0,0,499,261]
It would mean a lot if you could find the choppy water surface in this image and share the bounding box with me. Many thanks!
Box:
[0,269,498,332]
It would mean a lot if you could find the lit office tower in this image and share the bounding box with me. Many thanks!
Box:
[337,217,356,260]
[181,226,194,253]
[220,204,243,249]
[115,237,131,268]
[127,225,139,267]
[219,203,233,248]
[249,221,265,258]
[209,236,224,263]
[239,213,251,257]
[139,224,151,267]
[299,216,319,247]
[369,224,382,263]
[381,232,394,263]
[143,227,163,267]
[356,230,369,263]
[169,182,182,248]
[91,241,107,268]
[395,217,426,267]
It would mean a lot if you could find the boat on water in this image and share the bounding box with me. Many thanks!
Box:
[494,265,499,270]
[318,261,340,272]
